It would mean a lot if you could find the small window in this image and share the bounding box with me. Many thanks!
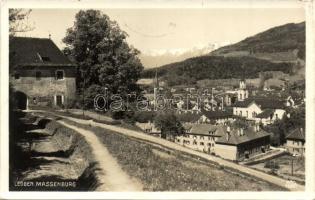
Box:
[14,73,20,79]
[200,142,204,145]
[36,71,41,80]
[41,56,51,62]
[56,70,64,80]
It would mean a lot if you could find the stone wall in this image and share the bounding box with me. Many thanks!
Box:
[10,66,76,108]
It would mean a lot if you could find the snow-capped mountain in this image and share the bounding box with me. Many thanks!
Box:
[139,42,230,68]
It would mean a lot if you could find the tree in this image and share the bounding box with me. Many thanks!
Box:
[232,118,248,129]
[9,9,33,36]
[63,10,143,98]
[154,111,184,140]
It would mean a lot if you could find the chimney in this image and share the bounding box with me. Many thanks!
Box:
[226,132,231,141]
[227,126,231,133]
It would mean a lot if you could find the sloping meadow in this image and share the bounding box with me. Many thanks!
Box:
[9,112,101,191]
[63,119,287,191]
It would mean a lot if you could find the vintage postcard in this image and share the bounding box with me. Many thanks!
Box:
[0,0,314,199]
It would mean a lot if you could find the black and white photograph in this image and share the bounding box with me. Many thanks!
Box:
[1,0,314,198]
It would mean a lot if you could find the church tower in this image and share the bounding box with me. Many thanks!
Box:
[237,79,249,101]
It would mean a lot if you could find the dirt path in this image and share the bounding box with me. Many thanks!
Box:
[57,120,143,191]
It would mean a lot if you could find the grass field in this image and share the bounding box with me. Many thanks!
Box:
[63,119,286,191]
[249,153,305,185]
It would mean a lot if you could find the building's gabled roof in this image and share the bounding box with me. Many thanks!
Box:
[233,99,256,108]
[253,98,285,109]
[286,128,305,141]
[190,124,216,135]
[10,37,75,68]
[188,124,224,136]
[201,109,234,119]
[255,109,275,119]
[216,127,271,145]
[233,97,285,109]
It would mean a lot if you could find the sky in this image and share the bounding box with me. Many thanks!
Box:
[17,8,305,54]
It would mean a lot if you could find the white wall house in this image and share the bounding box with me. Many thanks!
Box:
[175,124,225,153]
[254,108,286,125]
[233,101,262,120]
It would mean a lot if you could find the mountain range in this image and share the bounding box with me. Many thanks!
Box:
[141,22,305,86]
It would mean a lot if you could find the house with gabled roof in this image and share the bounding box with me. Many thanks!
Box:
[215,125,271,161]
[198,109,236,125]
[233,97,286,122]
[175,124,225,153]
[254,108,286,125]
[10,37,76,109]
[285,128,305,156]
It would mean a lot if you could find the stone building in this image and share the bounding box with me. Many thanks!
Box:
[215,125,271,161]
[175,124,225,153]
[9,37,76,109]
[285,128,305,156]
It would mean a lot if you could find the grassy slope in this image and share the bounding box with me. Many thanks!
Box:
[64,119,286,191]
[211,22,305,59]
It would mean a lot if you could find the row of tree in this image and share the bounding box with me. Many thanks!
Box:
[142,56,293,87]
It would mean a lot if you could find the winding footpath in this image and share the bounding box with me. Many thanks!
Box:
[57,120,143,191]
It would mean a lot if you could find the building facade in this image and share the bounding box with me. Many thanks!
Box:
[175,124,225,153]
[286,128,305,156]
[215,126,271,161]
[10,37,76,109]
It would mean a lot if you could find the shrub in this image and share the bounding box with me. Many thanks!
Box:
[264,161,280,169]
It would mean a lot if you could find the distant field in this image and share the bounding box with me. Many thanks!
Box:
[64,120,286,191]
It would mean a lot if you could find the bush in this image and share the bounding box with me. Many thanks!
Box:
[264,161,280,169]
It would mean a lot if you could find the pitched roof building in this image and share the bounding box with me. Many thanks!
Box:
[215,126,271,161]
[285,128,305,156]
[10,37,76,109]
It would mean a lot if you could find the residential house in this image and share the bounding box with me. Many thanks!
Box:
[233,97,286,122]
[135,121,161,137]
[198,110,236,125]
[285,128,305,156]
[10,37,76,109]
[175,124,225,153]
[254,108,286,125]
[233,100,262,120]
[215,125,271,161]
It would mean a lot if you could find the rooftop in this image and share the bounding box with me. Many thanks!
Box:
[255,109,275,118]
[10,37,75,68]
[188,124,225,136]
[233,97,285,109]
[286,128,305,141]
[216,126,271,145]
[201,109,234,119]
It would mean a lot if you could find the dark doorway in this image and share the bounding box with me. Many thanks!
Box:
[56,95,63,106]
[245,151,249,159]
[14,91,27,110]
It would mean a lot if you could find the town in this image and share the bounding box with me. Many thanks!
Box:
[8,9,305,192]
